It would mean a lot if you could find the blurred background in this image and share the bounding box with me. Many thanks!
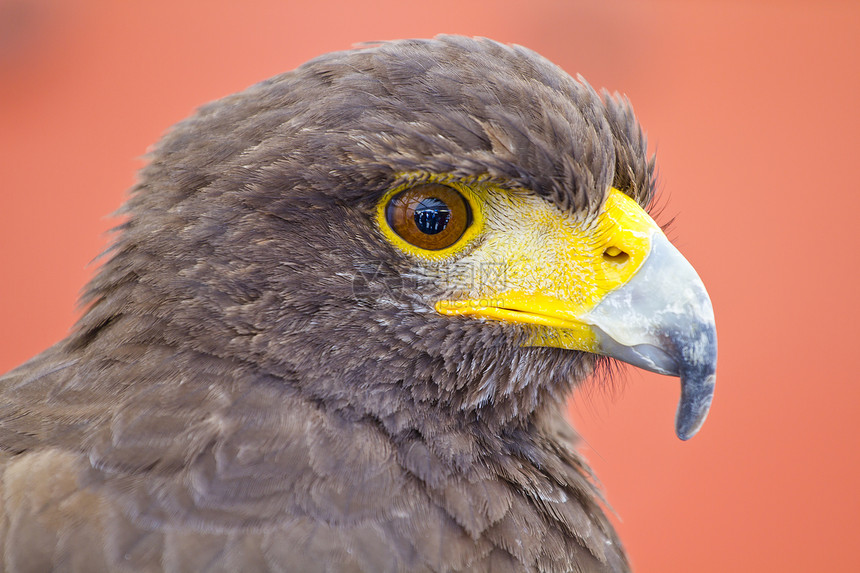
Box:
[1,1,858,571]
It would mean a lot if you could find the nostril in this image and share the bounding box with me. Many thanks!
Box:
[603,246,630,264]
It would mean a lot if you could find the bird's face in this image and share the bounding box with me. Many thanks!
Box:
[369,175,715,438]
[104,37,715,437]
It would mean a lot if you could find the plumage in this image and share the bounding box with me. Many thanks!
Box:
[0,36,716,572]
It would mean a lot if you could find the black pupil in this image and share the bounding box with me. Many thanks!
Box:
[413,197,451,235]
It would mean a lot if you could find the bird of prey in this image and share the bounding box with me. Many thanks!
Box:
[0,36,716,572]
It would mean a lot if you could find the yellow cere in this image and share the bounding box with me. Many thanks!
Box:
[377,178,662,353]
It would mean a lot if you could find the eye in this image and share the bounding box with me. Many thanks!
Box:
[385,183,471,250]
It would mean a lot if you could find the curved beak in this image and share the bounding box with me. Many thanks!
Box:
[583,233,717,439]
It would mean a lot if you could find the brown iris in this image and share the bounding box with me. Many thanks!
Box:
[385,184,471,250]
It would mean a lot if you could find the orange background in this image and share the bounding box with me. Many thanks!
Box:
[1,1,858,571]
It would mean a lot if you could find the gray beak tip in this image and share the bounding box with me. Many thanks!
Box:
[675,372,716,440]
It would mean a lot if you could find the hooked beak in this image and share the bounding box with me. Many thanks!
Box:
[582,232,716,439]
